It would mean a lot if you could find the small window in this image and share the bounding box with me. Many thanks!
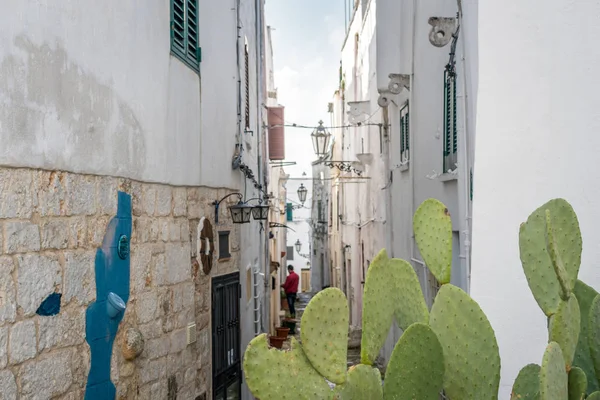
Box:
[287,246,294,260]
[218,231,230,259]
[443,69,458,173]
[400,102,410,164]
[317,200,323,222]
[170,0,200,72]
[244,41,250,130]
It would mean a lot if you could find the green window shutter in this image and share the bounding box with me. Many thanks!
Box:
[286,203,293,222]
[443,70,457,172]
[400,102,409,162]
[170,0,200,72]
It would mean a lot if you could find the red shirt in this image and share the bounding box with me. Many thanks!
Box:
[282,271,299,294]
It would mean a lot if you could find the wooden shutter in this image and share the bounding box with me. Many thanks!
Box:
[245,44,250,129]
[171,0,186,57]
[268,106,285,160]
[286,203,293,222]
[186,0,199,65]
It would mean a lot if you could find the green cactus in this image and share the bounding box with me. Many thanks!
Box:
[540,342,568,400]
[588,392,600,399]
[568,367,587,400]
[429,284,501,399]
[545,209,574,300]
[242,334,332,400]
[333,364,383,400]
[573,280,600,393]
[382,323,444,400]
[413,198,452,284]
[519,199,582,316]
[300,287,348,384]
[390,258,429,330]
[589,294,600,384]
[510,364,541,400]
[549,295,581,368]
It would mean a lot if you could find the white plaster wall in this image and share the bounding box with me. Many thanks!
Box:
[471,0,600,397]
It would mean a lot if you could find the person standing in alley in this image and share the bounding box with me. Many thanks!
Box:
[282,265,299,318]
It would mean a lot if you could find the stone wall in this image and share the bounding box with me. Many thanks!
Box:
[0,166,241,399]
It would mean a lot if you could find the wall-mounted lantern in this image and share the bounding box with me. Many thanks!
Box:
[295,239,302,253]
[311,120,332,157]
[245,198,270,221]
[212,193,251,224]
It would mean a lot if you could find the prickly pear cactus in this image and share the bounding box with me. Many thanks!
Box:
[361,251,428,365]
[429,284,500,399]
[242,334,332,400]
[588,392,600,399]
[568,367,587,400]
[333,364,383,400]
[510,364,540,400]
[540,342,568,400]
[413,198,452,284]
[589,294,600,383]
[549,295,581,368]
[300,287,348,384]
[573,280,600,393]
[519,199,582,316]
[383,323,444,400]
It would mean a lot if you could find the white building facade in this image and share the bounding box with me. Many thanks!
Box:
[0,1,271,399]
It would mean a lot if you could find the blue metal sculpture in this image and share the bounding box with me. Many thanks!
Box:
[84,191,132,400]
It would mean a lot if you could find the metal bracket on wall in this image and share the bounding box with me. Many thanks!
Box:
[428,17,457,48]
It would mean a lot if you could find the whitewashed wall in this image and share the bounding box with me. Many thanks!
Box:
[471,0,600,397]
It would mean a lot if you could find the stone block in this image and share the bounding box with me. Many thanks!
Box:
[164,308,193,333]
[97,176,118,215]
[70,345,91,388]
[184,367,195,387]
[131,245,153,294]
[66,174,96,216]
[38,309,85,351]
[173,188,187,217]
[155,243,191,285]
[0,256,17,323]
[0,325,7,368]
[180,219,190,243]
[156,186,173,217]
[139,379,168,400]
[40,219,69,250]
[68,217,88,248]
[19,349,72,399]
[4,221,40,254]
[87,215,110,247]
[196,312,210,331]
[169,220,180,242]
[64,251,96,305]
[120,361,135,377]
[33,170,67,217]
[9,319,37,364]
[142,185,158,216]
[17,254,61,316]
[181,282,195,310]
[138,320,163,340]
[151,253,167,286]
[145,336,170,360]
[160,218,170,242]
[0,369,17,400]
[0,168,33,219]
[139,357,167,384]
[136,290,159,324]
[130,180,144,217]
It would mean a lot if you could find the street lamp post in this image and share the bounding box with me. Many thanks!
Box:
[295,239,302,254]
[297,184,308,206]
[311,120,332,157]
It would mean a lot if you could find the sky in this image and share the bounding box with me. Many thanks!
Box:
[265,0,347,179]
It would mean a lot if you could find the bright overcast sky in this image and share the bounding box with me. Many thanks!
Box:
[265,0,346,179]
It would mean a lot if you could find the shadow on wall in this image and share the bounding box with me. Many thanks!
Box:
[0,35,146,175]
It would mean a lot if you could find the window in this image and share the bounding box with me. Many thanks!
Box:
[287,246,294,260]
[400,102,410,164]
[170,0,200,72]
[244,41,250,130]
[443,69,458,173]
[218,231,230,259]
[317,200,323,222]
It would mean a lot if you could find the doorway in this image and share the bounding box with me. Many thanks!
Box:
[212,272,241,400]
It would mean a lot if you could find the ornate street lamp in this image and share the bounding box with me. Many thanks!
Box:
[311,120,332,157]
[245,198,269,221]
[297,184,308,205]
[295,239,302,253]
[212,193,252,224]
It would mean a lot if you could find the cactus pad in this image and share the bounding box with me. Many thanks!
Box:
[568,367,587,400]
[429,284,501,399]
[588,392,600,399]
[519,199,582,316]
[390,258,429,330]
[413,199,452,284]
[545,209,573,300]
[540,342,568,400]
[549,296,581,368]
[243,334,332,400]
[333,364,383,400]
[383,323,444,400]
[589,294,600,384]
[510,364,541,400]
[301,287,348,384]
[573,280,600,393]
